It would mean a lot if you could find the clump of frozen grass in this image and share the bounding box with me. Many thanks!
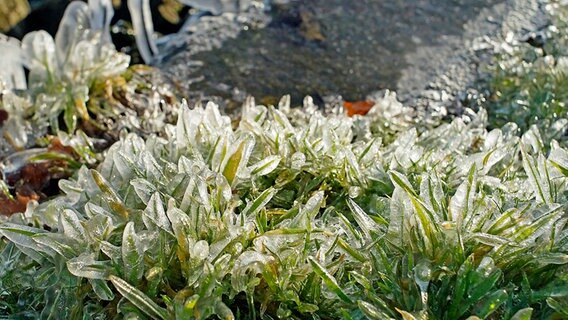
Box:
[1,94,567,319]
[0,0,129,153]
[0,1,567,318]
[481,2,568,146]
[21,0,129,134]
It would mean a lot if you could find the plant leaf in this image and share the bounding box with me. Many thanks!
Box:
[308,256,352,304]
[67,253,111,279]
[249,155,281,176]
[222,135,255,186]
[59,209,86,242]
[122,222,144,284]
[109,275,168,320]
[143,192,174,236]
[510,308,533,320]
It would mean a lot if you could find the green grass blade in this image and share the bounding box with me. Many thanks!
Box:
[109,275,168,320]
[308,256,353,304]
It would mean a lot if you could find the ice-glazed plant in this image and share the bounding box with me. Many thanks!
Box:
[0,0,136,215]
[0,0,131,148]
[0,87,35,152]
[481,1,568,146]
[0,36,27,91]
[19,0,130,134]
[0,0,180,157]
[1,94,567,319]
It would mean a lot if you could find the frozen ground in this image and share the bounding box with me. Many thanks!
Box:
[159,0,551,115]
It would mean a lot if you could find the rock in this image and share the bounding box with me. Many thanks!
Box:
[157,0,553,124]
[158,0,510,107]
[408,0,552,125]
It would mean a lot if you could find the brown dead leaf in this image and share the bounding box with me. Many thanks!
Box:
[343,100,375,117]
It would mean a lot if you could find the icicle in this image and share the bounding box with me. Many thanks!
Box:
[88,0,114,44]
[127,0,159,63]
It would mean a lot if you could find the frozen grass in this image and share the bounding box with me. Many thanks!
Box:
[480,2,568,147]
[1,93,567,319]
[0,1,567,320]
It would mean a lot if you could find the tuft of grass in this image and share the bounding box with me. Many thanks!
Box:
[1,95,567,319]
[0,1,567,319]
[479,2,568,146]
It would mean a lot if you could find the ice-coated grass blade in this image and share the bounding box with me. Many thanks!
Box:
[346,198,384,239]
[249,155,281,176]
[337,238,367,262]
[0,40,27,90]
[547,298,568,315]
[143,192,174,236]
[0,223,48,256]
[389,170,441,252]
[89,278,115,301]
[395,308,417,320]
[521,144,553,204]
[449,165,477,227]
[473,289,508,318]
[222,134,255,186]
[419,171,445,219]
[469,233,512,247]
[109,275,168,319]
[91,169,129,220]
[131,178,157,204]
[290,191,324,231]
[88,0,114,43]
[308,256,352,304]
[448,255,473,317]
[67,254,111,279]
[167,207,195,262]
[22,30,58,80]
[511,204,562,243]
[122,222,144,284]
[241,187,277,222]
[33,233,81,258]
[357,300,392,319]
[59,209,86,242]
[54,1,90,65]
[549,145,568,176]
[510,308,533,320]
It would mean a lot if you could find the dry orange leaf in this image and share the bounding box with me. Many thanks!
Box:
[343,100,375,117]
[0,138,79,216]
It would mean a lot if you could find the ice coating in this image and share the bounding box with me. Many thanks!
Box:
[88,0,114,44]
[0,40,26,90]
[128,0,159,63]
[54,1,90,66]
[178,0,252,15]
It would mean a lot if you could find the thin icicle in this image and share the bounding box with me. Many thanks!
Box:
[89,0,114,44]
[127,0,159,63]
